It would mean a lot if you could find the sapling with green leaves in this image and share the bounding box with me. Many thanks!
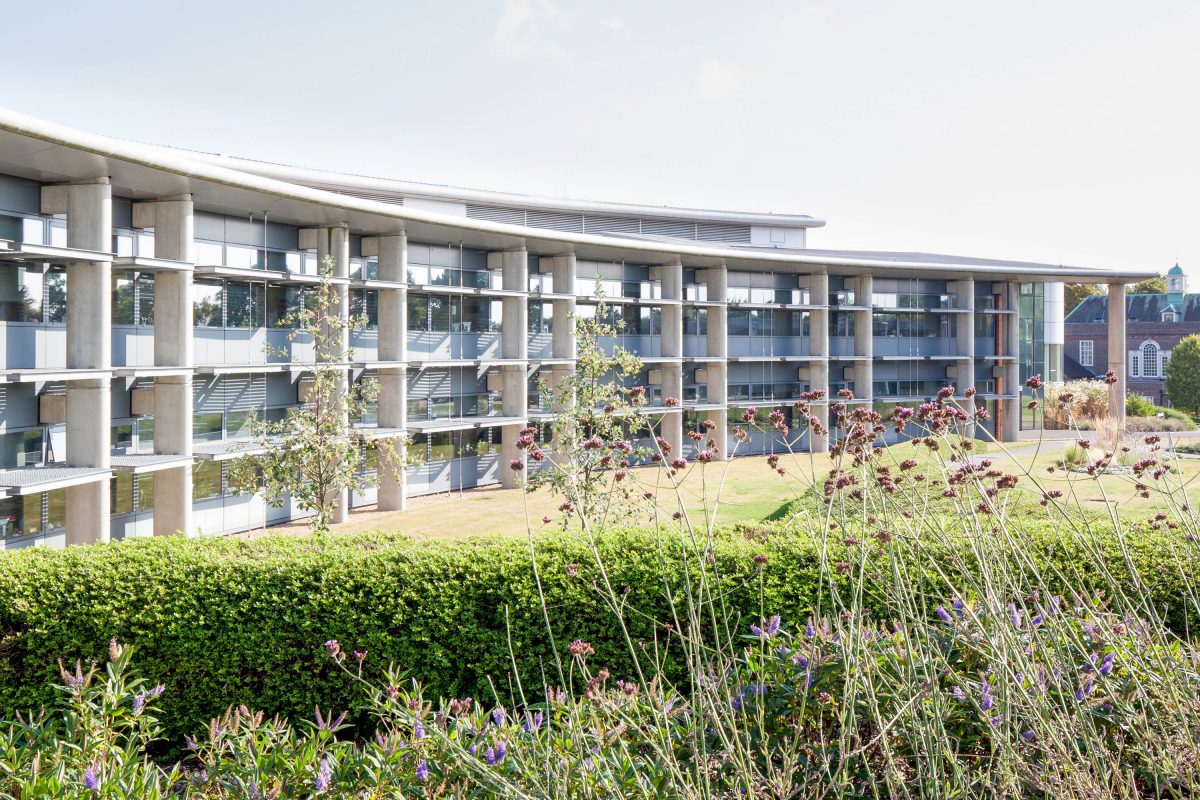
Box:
[227,256,407,535]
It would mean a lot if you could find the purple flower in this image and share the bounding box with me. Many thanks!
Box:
[485,746,498,765]
[315,756,333,792]
[314,705,346,731]
[416,761,430,782]
[804,619,816,638]
[952,597,966,617]
[1007,604,1023,627]
[496,740,507,762]
[1075,678,1095,702]
[935,606,953,623]
[1098,652,1115,676]
[979,678,995,712]
[133,694,146,713]
[750,615,782,639]
[83,767,99,791]
[492,708,506,726]
[1021,730,1036,742]
[413,720,425,740]
[524,711,543,733]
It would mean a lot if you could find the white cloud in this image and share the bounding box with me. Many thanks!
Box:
[492,0,572,61]
[694,58,742,100]
[599,16,626,32]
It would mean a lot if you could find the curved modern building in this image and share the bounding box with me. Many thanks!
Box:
[0,107,1151,546]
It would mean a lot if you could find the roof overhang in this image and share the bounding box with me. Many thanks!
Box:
[0,106,1158,284]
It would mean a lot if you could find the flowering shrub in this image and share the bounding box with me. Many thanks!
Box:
[3,329,1200,795]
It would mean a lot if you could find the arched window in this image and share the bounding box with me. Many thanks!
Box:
[1142,342,1160,378]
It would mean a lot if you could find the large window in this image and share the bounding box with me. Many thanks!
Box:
[529,302,553,334]
[0,265,65,323]
[350,290,379,329]
[192,461,224,501]
[112,272,155,326]
[226,282,266,328]
[193,281,223,327]
[267,285,304,327]
[1079,340,1094,367]
[1142,342,1160,378]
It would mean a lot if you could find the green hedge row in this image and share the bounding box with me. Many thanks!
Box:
[0,524,1193,744]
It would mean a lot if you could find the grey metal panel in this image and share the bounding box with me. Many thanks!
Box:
[111,381,131,418]
[407,242,431,265]
[194,211,226,242]
[0,384,38,429]
[408,368,452,397]
[466,205,526,225]
[264,373,296,406]
[697,222,751,243]
[223,375,267,410]
[266,221,299,251]
[641,219,696,239]
[583,216,640,235]
[112,197,133,229]
[223,215,259,247]
[527,210,584,233]
[0,174,40,215]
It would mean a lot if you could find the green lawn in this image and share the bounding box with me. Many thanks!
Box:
[252,437,1200,540]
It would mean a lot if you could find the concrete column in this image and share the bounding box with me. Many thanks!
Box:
[702,266,729,459]
[134,196,196,537]
[658,260,684,358]
[44,179,113,545]
[500,365,528,489]
[656,260,685,455]
[316,224,351,523]
[489,249,528,361]
[661,362,684,456]
[949,278,976,436]
[1107,283,1126,424]
[808,272,830,452]
[372,234,408,511]
[999,282,1021,442]
[544,254,577,360]
[852,275,874,403]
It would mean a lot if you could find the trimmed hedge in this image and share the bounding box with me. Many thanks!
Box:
[0,524,1194,743]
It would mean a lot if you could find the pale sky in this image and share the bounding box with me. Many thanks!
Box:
[7,1,1199,280]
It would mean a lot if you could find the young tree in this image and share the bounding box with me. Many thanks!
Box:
[1064,283,1103,314]
[520,292,661,528]
[228,257,403,535]
[1130,277,1167,294]
[1166,334,1200,413]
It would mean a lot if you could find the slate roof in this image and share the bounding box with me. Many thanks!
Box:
[1065,293,1200,324]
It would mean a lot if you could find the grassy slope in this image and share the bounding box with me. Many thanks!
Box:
[252,437,1200,540]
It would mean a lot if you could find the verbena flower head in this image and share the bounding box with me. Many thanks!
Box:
[83,767,99,791]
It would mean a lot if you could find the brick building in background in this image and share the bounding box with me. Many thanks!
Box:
[1065,264,1191,405]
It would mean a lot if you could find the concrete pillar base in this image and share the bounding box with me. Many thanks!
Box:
[66,480,110,545]
[501,425,522,489]
[153,465,193,536]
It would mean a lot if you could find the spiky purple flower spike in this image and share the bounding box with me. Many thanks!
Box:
[83,767,99,791]
[1098,652,1115,676]
[751,615,782,638]
[415,761,430,782]
[936,606,954,623]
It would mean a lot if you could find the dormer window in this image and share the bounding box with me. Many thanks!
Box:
[1163,310,1177,322]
